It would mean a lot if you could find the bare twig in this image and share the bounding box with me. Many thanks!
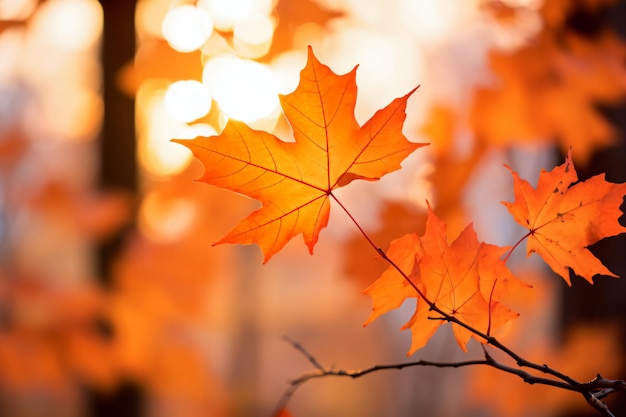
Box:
[274,337,497,414]
[282,335,325,371]
[276,337,626,416]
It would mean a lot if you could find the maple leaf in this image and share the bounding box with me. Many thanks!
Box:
[173,47,425,262]
[365,206,524,354]
[119,39,203,95]
[503,148,626,285]
[471,25,626,164]
[265,0,343,60]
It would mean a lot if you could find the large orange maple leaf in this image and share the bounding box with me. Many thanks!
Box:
[173,47,425,262]
[364,206,526,354]
[503,148,626,285]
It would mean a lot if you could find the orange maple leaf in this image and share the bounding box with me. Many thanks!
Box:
[471,28,626,164]
[503,148,626,285]
[365,206,525,354]
[173,47,425,262]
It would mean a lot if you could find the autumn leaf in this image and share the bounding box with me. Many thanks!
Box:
[119,38,203,95]
[173,47,425,262]
[503,148,626,285]
[363,232,422,328]
[265,0,343,60]
[471,24,626,163]
[365,206,524,354]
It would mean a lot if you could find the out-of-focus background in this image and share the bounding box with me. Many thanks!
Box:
[0,0,625,416]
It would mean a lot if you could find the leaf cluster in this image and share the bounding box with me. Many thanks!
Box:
[174,47,626,416]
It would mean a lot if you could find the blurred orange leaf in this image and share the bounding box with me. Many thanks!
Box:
[119,38,203,95]
[174,47,425,261]
[265,0,343,59]
[29,182,132,240]
[471,28,626,163]
[503,148,626,284]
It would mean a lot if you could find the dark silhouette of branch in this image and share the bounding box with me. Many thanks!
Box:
[276,335,625,416]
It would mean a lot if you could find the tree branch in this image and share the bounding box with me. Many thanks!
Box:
[276,337,625,416]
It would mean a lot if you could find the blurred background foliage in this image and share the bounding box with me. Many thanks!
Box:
[0,0,624,416]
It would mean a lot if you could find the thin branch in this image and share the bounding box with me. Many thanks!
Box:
[276,337,625,416]
[282,335,324,370]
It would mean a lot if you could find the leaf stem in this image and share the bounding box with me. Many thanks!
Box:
[329,192,428,300]
[503,231,532,263]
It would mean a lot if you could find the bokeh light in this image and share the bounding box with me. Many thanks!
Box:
[161,5,213,53]
[137,81,199,177]
[30,0,103,52]
[398,0,471,44]
[135,0,170,39]
[233,14,274,58]
[139,191,198,244]
[0,0,37,20]
[32,86,103,142]
[137,82,219,177]
[163,80,212,123]
[202,54,279,127]
[197,0,273,31]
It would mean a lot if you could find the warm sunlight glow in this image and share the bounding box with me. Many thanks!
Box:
[292,22,326,49]
[161,5,213,53]
[37,86,103,141]
[0,29,24,82]
[233,14,274,58]
[198,0,273,31]
[398,0,470,43]
[138,83,219,176]
[202,54,279,126]
[271,51,307,94]
[407,161,435,209]
[31,0,103,51]
[139,191,198,243]
[501,0,542,6]
[0,0,36,20]
[135,0,170,39]
[164,80,212,123]
[4,0,625,415]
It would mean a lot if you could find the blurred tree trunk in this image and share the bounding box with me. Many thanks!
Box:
[93,1,142,416]
[98,0,137,284]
